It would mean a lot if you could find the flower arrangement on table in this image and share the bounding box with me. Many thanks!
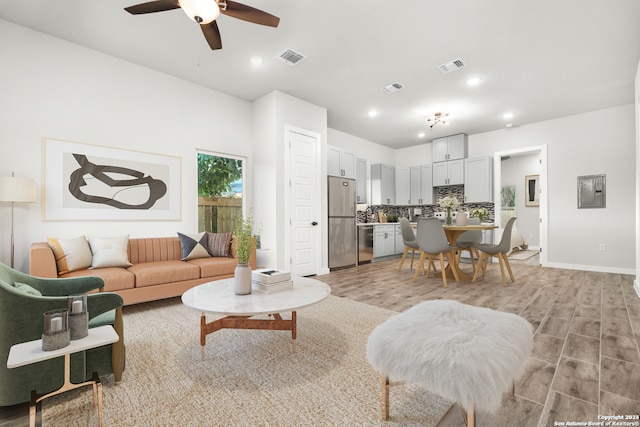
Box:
[437,197,459,225]
[469,207,489,223]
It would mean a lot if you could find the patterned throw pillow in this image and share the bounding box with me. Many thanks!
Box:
[87,235,133,268]
[178,232,211,261]
[206,232,233,257]
[47,236,93,274]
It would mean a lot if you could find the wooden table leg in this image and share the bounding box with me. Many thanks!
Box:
[199,311,298,357]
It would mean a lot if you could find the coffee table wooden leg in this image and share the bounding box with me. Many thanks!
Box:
[291,311,297,353]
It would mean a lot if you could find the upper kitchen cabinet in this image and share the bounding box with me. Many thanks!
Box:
[371,163,395,205]
[356,157,367,204]
[432,159,464,187]
[410,165,433,204]
[328,145,356,179]
[396,167,410,205]
[432,134,468,162]
[464,156,493,203]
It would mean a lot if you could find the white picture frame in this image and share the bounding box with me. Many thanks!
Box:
[43,137,181,221]
[525,174,539,207]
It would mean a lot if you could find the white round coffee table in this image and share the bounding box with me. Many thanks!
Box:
[182,276,331,358]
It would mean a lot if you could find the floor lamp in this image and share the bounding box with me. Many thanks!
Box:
[0,172,37,268]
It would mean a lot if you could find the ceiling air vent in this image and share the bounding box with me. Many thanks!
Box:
[275,49,306,66]
[381,82,404,94]
[437,58,466,74]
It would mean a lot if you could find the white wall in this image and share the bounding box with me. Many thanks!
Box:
[0,20,253,272]
[252,91,327,272]
[635,57,640,294]
[470,105,636,273]
[500,153,540,247]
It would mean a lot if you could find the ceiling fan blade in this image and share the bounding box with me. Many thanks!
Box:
[125,0,180,15]
[201,21,223,50]
[221,1,280,27]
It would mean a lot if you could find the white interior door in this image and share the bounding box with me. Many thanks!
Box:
[289,130,319,276]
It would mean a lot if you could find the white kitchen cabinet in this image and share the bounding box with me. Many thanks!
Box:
[396,167,410,205]
[464,156,493,202]
[394,224,404,254]
[432,134,468,162]
[373,225,396,258]
[409,164,433,204]
[432,159,464,186]
[327,145,356,179]
[371,164,395,205]
[356,157,367,204]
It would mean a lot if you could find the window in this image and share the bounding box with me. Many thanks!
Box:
[197,152,245,233]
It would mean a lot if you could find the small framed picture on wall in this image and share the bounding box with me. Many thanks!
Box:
[525,175,539,207]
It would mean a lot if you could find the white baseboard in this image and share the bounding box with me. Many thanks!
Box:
[317,267,331,276]
[542,262,635,275]
[634,279,640,298]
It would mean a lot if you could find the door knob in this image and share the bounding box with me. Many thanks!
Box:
[311,221,318,226]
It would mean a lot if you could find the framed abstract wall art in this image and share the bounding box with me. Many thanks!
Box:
[43,138,181,220]
[525,174,539,207]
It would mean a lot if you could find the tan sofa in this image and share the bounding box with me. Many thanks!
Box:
[29,237,256,305]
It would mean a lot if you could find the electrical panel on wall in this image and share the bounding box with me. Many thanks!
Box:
[577,174,606,209]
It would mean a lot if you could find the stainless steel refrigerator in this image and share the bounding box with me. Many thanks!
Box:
[328,176,357,269]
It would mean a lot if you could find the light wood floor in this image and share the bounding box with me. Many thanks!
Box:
[2,253,638,427]
[316,253,640,427]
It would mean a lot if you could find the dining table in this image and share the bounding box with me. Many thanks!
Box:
[441,223,498,281]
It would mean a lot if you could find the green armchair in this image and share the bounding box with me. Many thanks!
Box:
[0,262,125,406]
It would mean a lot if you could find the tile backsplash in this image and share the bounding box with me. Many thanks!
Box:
[358,185,494,223]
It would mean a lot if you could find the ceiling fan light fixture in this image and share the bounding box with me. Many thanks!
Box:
[178,0,220,24]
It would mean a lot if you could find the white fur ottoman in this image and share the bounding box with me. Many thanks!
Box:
[367,300,533,426]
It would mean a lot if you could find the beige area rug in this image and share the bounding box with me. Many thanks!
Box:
[42,295,452,426]
[508,250,538,261]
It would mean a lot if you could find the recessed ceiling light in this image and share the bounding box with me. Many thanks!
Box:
[368,110,378,118]
[466,77,481,86]
[503,112,515,120]
[250,56,263,65]
[418,132,426,138]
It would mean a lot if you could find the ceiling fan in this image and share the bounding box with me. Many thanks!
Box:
[124,0,280,50]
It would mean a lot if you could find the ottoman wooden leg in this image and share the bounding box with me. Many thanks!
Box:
[382,375,390,420]
[460,403,476,427]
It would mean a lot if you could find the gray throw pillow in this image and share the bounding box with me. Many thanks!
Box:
[206,232,233,257]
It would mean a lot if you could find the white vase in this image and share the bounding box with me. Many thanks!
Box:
[234,263,252,295]
[456,212,468,226]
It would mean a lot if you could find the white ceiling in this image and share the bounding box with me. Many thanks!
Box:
[1,0,639,149]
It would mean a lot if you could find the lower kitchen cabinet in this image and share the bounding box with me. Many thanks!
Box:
[373,225,396,258]
[394,224,404,254]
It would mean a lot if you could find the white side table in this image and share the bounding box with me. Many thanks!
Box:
[7,325,119,427]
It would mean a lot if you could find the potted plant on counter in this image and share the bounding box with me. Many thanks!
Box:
[232,210,257,295]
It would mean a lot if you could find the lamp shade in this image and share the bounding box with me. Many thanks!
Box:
[0,176,37,203]
[178,0,220,24]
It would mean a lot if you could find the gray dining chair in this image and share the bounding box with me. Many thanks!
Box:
[397,218,419,271]
[413,217,459,288]
[455,217,482,269]
[472,217,517,286]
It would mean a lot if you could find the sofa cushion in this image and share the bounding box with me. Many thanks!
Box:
[47,236,93,274]
[187,257,238,278]
[128,261,200,288]
[206,232,233,257]
[61,268,135,292]
[177,232,211,261]
[88,235,133,269]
